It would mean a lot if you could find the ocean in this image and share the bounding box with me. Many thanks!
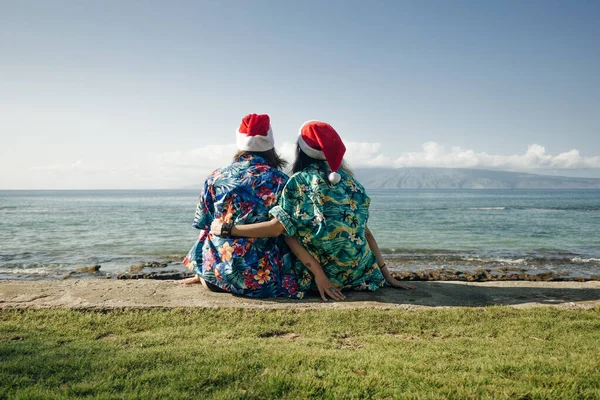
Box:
[1,189,599,279]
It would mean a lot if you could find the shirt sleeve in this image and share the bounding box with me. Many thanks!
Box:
[192,178,215,230]
[269,176,301,236]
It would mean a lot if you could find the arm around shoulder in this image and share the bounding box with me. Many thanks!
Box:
[210,217,285,238]
[232,218,285,237]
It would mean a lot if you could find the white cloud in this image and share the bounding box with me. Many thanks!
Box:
[22,141,600,189]
[153,144,238,170]
[155,140,600,174]
[393,142,600,170]
[278,141,393,168]
[345,142,392,167]
[30,159,88,172]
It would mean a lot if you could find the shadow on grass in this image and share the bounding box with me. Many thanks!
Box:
[252,281,600,307]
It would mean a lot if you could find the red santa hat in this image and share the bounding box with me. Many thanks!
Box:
[297,120,346,184]
[236,113,274,152]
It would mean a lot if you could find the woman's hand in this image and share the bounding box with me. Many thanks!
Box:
[380,264,416,290]
[385,277,417,290]
[210,219,223,236]
[314,272,345,301]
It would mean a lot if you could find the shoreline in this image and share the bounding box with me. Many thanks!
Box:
[390,268,600,282]
[1,279,599,310]
[4,263,599,283]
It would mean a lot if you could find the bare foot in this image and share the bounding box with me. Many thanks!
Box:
[180,275,201,285]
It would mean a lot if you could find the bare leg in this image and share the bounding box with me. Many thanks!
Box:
[200,277,210,290]
[179,275,201,285]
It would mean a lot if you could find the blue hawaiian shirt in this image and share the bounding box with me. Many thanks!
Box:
[183,154,309,298]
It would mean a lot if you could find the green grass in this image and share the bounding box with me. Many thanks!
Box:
[1,307,599,399]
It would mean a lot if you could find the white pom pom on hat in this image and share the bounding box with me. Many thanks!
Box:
[328,171,341,184]
[236,113,274,152]
[298,120,346,184]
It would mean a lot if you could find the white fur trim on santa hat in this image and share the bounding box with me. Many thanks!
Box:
[298,121,326,160]
[236,126,274,152]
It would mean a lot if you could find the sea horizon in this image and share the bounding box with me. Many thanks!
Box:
[1,189,599,280]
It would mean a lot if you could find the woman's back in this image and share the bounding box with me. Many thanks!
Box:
[185,153,306,298]
[270,161,385,290]
[195,154,287,228]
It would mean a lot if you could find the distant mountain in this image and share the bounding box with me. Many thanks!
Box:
[353,168,600,189]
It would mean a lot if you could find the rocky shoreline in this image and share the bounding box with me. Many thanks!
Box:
[60,261,194,281]
[54,262,600,283]
[390,268,600,282]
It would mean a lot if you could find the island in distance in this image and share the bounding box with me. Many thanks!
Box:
[353,168,600,190]
[184,168,600,190]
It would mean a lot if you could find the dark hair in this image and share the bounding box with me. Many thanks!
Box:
[291,143,353,178]
[233,148,288,170]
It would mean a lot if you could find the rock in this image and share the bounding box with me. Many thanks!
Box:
[416,271,428,280]
[498,267,525,272]
[504,273,521,281]
[61,272,75,279]
[529,271,561,281]
[428,270,442,280]
[162,255,186,263]
[63,265,105,279]
[440,269,460,281]
[76,265,101,273]
[464,269,492,282]
[117,270,194,280]
[392,268,595,282]
[129,261,168,273]
[391,271,419,281]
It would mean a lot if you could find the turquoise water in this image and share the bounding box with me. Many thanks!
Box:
[1,189,599,279]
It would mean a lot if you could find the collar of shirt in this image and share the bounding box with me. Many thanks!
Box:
[234,153,268,166]
[305,161,329,173]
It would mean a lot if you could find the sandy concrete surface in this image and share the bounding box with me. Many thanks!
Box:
[2,280,600,310]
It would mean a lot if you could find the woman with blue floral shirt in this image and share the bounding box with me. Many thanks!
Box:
[181,114,318,298]
[211,120,415,301]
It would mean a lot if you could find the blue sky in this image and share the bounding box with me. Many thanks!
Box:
[1,0,599,189]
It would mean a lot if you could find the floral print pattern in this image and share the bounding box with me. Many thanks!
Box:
[269,162,386,291]
[183,154,310,298]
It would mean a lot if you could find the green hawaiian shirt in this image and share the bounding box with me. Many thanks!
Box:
[269,162,385,291]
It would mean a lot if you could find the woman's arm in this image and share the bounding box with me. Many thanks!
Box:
[365,226,385,267]
[211,218,344,301]
[284,236,345,301]
[192,179,215,230]
[211,218,284,238]
[365,226,416,290]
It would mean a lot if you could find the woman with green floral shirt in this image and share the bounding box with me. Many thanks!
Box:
[211,120,415,301]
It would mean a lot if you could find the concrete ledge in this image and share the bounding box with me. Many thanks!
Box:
[1,280,600,310]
